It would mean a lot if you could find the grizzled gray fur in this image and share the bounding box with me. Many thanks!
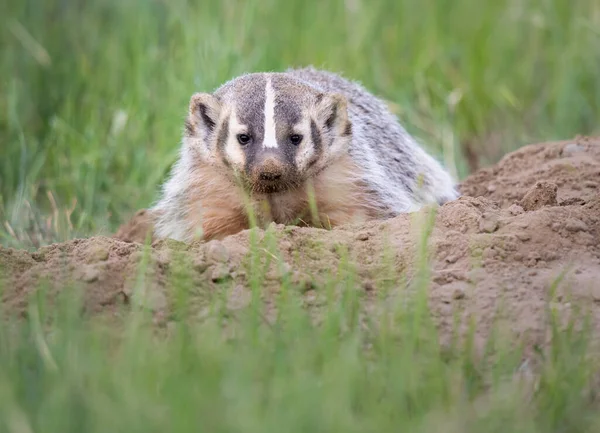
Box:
[286,67,458,212]
[151,67,459,241]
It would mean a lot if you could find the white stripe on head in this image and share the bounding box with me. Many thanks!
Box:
[224,108,246,168]
[263,78,278,148]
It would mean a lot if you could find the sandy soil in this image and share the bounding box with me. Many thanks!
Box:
[1,137,599,349]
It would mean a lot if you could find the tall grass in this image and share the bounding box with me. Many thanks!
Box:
[0,214,598,432]
[1,0,599,246]
[1,2,599,430]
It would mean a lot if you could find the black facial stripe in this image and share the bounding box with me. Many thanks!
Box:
[325,104,337,129]
[341,121,352,137]
[198,103,216,131]
[243,134,260,174]
[216,115,230,166]
[310,119,322,154]
[273,123,299,167]
[269,76,303,166]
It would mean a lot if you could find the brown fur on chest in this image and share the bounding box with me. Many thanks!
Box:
[185,155,383,240]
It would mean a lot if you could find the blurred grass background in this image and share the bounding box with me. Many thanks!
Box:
[1,0,600,246]
[2,2,600,431]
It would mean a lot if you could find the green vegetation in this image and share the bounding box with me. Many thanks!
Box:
[1,1,599,431]
[1,221,598,432]
[2,0,600,245]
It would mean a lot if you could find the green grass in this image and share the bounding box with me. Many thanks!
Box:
[1,219,599,432]
[1,0,600,246]
[1,0,600,430]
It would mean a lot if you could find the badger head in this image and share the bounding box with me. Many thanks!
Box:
[184,73,352,194]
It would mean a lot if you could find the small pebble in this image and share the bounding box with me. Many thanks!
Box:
[357,232,370,241]
[482,247,496,259]
[147,290,168,312]
[87,247,109,263]
[560,197,585,207]
[206,241,229,263]
[576,232,596,246]
[281,262,292,276]
[445,254,460,264]
[210,264,230,282]
[279,240,292,252]
[193,257,209,273]
[304,290,318,305]
[82,266,100,283]
[542,251,560,261]
[562,143,585,157]
[227,285,251,311]
[479,217,499,233]
[526,259,537,268]
[565,218,588,233]
[507,204,524,216]
[453,288,466,300]
[519,181,558,211]
[516,232,531,242]
[292,272,315,292]
[155,252,170,267]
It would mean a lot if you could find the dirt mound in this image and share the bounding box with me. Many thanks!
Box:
[1,137,599,348]
[460,135,600,207]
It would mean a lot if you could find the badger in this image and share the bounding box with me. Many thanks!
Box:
[151,67,459,241]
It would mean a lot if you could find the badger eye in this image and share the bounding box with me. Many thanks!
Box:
[290,134,303,145]
[237,134,251,145]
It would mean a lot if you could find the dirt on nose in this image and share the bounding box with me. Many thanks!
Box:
[253,157,285,182]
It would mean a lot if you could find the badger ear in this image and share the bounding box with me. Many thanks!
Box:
[315,93,351,137]
[186,93,221,137]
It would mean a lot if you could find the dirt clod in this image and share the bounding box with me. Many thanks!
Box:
[357,232,370,241]
[453,287,466,300]
[87,247,109,263]
[227,285,251,311]
[519,181,558,211]
[562,142,585,157]
[206,241,230,263]
[565,218,589,233]
[508,204,525,216]
[210,264,231,282]
[479,213,499,233]
[81,266,100,283]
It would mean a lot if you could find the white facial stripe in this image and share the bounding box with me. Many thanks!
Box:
[294,117,314,171]
[263,78,278,148]
[224,109,246,167]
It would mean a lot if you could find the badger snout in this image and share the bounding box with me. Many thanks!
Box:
[258,168,282,181]
[256,156,284,178]
[250,155,293,193]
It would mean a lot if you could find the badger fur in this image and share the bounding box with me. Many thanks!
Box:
[152,67,459,241]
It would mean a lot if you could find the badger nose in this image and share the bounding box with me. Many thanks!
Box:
[256,156,285,181]
[259,172,282,181]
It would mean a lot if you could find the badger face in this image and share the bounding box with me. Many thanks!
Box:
[184,73,352,194]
